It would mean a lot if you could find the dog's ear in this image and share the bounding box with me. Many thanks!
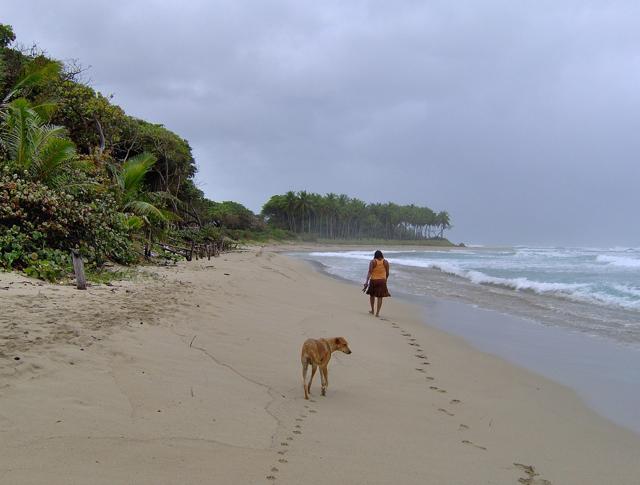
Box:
[335,337,344,346]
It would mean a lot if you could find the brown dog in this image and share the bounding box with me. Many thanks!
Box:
[301,337,352,399]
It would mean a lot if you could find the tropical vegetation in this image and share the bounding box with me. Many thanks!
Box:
[262,191,451,241]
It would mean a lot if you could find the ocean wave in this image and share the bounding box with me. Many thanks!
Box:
[572,290,640,311]
[403,260,587,293]
[596,255,640,268]
[394,260,640,310]
[613,284,640,298]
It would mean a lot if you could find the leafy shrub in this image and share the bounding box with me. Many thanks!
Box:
[24,250,70,281]
[0,172,137,277]
[170,225,223,245]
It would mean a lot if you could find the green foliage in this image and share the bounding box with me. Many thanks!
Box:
[110,151,176,226]
[125,120,196,195]
[47,80,127,154]
[23,248,71,282]
[0,173,136,273]
[1,98,77,187]
[262,191,452,240]
[0,24,16,49]
[170,225,223,245]
[207,200,262,230]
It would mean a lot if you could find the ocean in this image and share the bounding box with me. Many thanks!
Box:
[303,246,640,345]
[293,246,640,434]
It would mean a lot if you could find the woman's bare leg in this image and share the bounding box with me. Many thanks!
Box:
[369,295,375,314]
[376,297,383,317]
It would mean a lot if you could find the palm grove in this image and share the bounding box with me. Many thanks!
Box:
[0,24,452,281]
[262,192,451,240]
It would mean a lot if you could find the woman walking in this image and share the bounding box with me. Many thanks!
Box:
[364,250,390,317]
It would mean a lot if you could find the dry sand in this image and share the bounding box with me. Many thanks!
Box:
[1,248,639,484]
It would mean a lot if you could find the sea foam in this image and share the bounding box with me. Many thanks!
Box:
[596,255,640,268]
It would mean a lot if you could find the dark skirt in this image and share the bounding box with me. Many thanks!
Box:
[366,279,390,298]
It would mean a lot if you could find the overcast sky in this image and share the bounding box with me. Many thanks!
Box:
[4,1,640,246]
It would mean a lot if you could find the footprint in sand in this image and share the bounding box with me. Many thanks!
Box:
[309,409,317,413]
[277,451,287,455]
[266,475,276,481]
[462,440,487,450]
[296,418,303,422]
[295,424,301,428]
[458,424,469,430]
[450,399,461,405]
[271,467,279,472]
[415,368,426,373]
[438,408,455,416]
[293,430,302,434]
[425,376,435,381]
[278,458,288,463]
[514,463,552,485]
[280,442,289,447]
[415,354,426,359]
[430,386,447,393]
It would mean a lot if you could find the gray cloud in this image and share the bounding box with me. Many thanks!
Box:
[4,0,640,245]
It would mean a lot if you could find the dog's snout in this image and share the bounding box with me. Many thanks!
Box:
[346,349,352,354]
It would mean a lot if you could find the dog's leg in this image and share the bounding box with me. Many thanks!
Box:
[308,364,318,396]
[302,360,310,400]
[320,366,328,396]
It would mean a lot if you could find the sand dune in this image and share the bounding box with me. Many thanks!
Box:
[1,249,639,484]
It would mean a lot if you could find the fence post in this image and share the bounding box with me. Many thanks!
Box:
[70,250,87,290]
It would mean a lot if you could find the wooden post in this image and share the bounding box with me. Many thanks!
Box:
[187,241,194,262]
[70,250,87,290]
[207,244,211,260]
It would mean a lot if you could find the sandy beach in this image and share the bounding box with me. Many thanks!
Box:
[1,248,640,485]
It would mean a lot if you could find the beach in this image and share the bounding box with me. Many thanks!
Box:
[1,248,640,484]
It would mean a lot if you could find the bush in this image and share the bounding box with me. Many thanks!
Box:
[0,173,137,278]
[170,225,223,245]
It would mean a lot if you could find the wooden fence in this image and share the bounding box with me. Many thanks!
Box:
[155,237,239,262]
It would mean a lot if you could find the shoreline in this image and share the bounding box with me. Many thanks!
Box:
[2,249,640,484]
[295,251,640,435]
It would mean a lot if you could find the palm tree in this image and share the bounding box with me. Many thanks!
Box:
[284,191,298,232]
[111,152,173,225]
[296,190,314,233]
[1,98,77,187]
[436,211,451,238]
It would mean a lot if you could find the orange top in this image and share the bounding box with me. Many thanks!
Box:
[370,259,387,280]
